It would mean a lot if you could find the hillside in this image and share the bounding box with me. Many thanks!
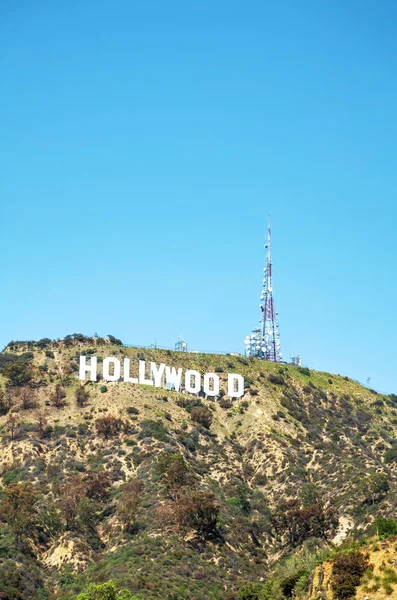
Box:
[1,335,397,599]
[301,536,397,600]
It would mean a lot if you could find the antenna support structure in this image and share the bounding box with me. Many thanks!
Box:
[175,336,188,352]
[244,217,282,362]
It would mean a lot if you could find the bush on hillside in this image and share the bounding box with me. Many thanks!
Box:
[16,386,38,410]
[0,556,47,600]
[238,357,249,366]
[237,582,262,600]
[116,479,144,533]
[0,388,13,414]
[176,491,220,540]
[50,383,67,408]
[219,397,232,409]
[108,335,123,346]
[157,452,192,497]
[138,419,168,442]
[0,352,32,373]
[77,580,140,599]
[298,367,311,376]
[191,406,213,429]
[374,516,397,538]
[359,472,390,504]
[95,416,122,439]
[331,551,369,599]
[384,447,397,464]
[75,385,90,407]
[3,361,33,387]
[268,374,285,385]
[271,499,338,546]
[36,338,52,349]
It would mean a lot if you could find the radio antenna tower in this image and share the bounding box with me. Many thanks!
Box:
[244,217,282,362]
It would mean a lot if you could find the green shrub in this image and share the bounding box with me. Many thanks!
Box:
[383,568,397,584]
[95,416,121,439]
[107,335,123,346]
[383,581,393,594]
[138,419,168,442]
[237,582,262,599]
[43,425,53,438]
[2,467,28,485]
[375,516,397,538]
[384,447,397,464]
[100,385,108,393]
[191,406,213,429]
[268,374,285,385]
[219,397,232,409]
[77,580,140,599]
[75,385,90,407]
[3,361,32,386]
[298,367,311,376]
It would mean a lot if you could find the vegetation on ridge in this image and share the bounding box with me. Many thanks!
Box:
[1,335,397,598]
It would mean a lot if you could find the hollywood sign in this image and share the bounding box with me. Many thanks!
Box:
[79,356,244,398]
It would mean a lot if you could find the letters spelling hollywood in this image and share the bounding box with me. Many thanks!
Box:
[79,356,244,398]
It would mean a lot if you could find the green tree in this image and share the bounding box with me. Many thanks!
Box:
[107,335,123,346]
[57,475,86,530]
[77,581,117,600]
[84,471,111,502]
[175,491,220,539]
[259,580,284,600]
[0,555,47,600]
[300,483,319,507]
[374,516,397,538]
[0,387,13,414]
[116,479,143,533]
[234,484,251,514]
[77,496,99,535]
[360,473,390,504]
[117,592,140,600]
[77,580,140,600]
[271,499,338,546]
[0,482,39,540]
[3,361,32,387]
[384,447,397,464]
[157,452,192,498]
[238,582,262,600]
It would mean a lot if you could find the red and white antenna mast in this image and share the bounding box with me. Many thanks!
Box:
[244,217,282,362]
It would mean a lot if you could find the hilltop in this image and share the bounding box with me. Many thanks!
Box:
[1,335,397,599]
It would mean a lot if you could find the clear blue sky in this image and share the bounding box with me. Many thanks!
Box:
[1,1,396,392]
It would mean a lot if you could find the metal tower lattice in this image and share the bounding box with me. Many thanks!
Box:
[175,336,188,352]
[244,217,282,362]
